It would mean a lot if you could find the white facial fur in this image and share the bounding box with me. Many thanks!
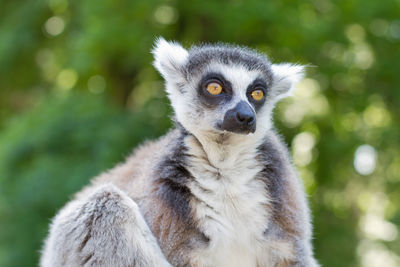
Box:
[152,38,304,144]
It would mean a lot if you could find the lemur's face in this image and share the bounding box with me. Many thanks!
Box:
[153,38,304,140]
[183,63,271,136]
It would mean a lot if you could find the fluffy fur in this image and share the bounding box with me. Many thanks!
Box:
[41,38,319,267]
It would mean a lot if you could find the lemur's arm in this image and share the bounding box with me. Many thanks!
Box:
[40,184,171,267]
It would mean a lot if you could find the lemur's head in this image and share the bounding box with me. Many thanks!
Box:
[153,38,303,142]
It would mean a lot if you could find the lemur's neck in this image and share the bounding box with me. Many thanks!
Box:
[183,129,264,170]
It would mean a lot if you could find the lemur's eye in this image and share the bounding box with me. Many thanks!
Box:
[251,89,264,101]
[205,82,223,95]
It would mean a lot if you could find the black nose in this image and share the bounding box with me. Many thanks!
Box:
[236,109,255,125]
[220,101,256,134]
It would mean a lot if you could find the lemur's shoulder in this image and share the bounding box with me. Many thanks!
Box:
[77,129,183,200]
[258,130,312,239]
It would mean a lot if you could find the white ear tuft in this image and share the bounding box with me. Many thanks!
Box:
[271,63,305,99]
[152,37,188,81]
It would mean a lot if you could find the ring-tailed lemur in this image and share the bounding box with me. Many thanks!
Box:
[40,38,319,267]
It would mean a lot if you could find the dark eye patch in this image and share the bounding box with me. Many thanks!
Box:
[197,72,233,108]
[246,78,268,111]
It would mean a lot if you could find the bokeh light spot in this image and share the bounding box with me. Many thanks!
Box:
[358,240,400,267]
[293,132,316,166]
[345,24,366,43]
[44,16,65,36]
[363,103,391,128]
[369,19,389,37]
[88,75,106,94]
[154,5,178,25]
[354,43,375,70]
[360,214,398,241]
[354,145,377,175]
[295,78,321,98]
[56,69,78,90]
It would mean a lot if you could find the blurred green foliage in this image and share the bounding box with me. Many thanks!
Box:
[0,0,399,266]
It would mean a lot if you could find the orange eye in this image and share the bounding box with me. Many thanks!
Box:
[206,82,223,95]
[251,89,264,101]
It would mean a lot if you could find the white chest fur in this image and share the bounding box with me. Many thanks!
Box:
[185,136,271,267]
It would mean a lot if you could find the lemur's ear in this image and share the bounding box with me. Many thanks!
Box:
[271,63,304,100]
[152,37,188,82]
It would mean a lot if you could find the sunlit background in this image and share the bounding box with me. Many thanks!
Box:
[0,0,399,266]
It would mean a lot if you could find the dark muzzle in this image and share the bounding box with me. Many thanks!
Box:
[220,101,256,134]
